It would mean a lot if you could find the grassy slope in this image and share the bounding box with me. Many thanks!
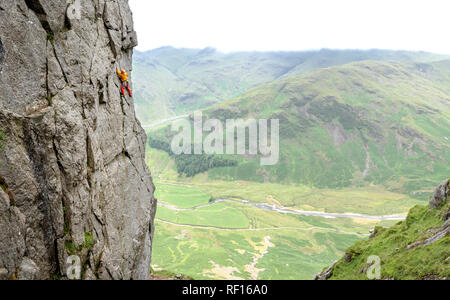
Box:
[327,181,449,280]
[133,47,448,123]
[197,60,450,198]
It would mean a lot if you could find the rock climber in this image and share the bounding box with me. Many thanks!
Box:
[116,68,132,97]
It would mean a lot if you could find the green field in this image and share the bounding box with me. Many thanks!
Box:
[151,182,401,280]
[156,184,211,208]
[157,204,250,230]
[152,220,364,280]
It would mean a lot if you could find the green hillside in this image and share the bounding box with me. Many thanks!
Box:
[148,60,450,199]
[133,48,448,124]
[319,180,449,280]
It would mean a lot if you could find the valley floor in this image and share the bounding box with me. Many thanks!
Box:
[146,142,426,280]
[150,181,422,280]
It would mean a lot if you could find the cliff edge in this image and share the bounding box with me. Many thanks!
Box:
[0,0,156,280]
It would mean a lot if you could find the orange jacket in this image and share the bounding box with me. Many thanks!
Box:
[117,68,129,82]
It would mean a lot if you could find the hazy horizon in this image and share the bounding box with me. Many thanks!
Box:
[130,0,450,55]
[135,45,450,56]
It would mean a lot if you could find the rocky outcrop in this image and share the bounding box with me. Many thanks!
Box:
[425,179,450,244]
[313,261,337,280]
[430,179,449,209]
[407,179,450,249]
[0,0,156,280]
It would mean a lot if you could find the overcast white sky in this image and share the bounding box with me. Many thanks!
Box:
[129,0,450,54]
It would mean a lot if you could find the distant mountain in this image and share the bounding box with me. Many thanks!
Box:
[132,47,449,124]
[206,59,450,197]
[150,59,450,198]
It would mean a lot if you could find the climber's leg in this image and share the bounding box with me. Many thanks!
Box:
[121,86,125,96]
[124,81,132,97]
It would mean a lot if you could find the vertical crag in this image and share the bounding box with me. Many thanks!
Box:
[0,0,156,280]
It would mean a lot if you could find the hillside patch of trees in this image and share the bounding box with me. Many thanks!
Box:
[149,137,237,177]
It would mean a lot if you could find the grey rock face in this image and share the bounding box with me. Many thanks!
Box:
[430,179,449,209]
[0,0,156,280]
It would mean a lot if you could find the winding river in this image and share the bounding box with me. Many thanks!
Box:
[158,198,407,221]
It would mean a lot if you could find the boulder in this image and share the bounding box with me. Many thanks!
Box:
[430,179,449,209]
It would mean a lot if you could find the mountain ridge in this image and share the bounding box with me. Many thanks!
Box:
[133,47,449,123]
